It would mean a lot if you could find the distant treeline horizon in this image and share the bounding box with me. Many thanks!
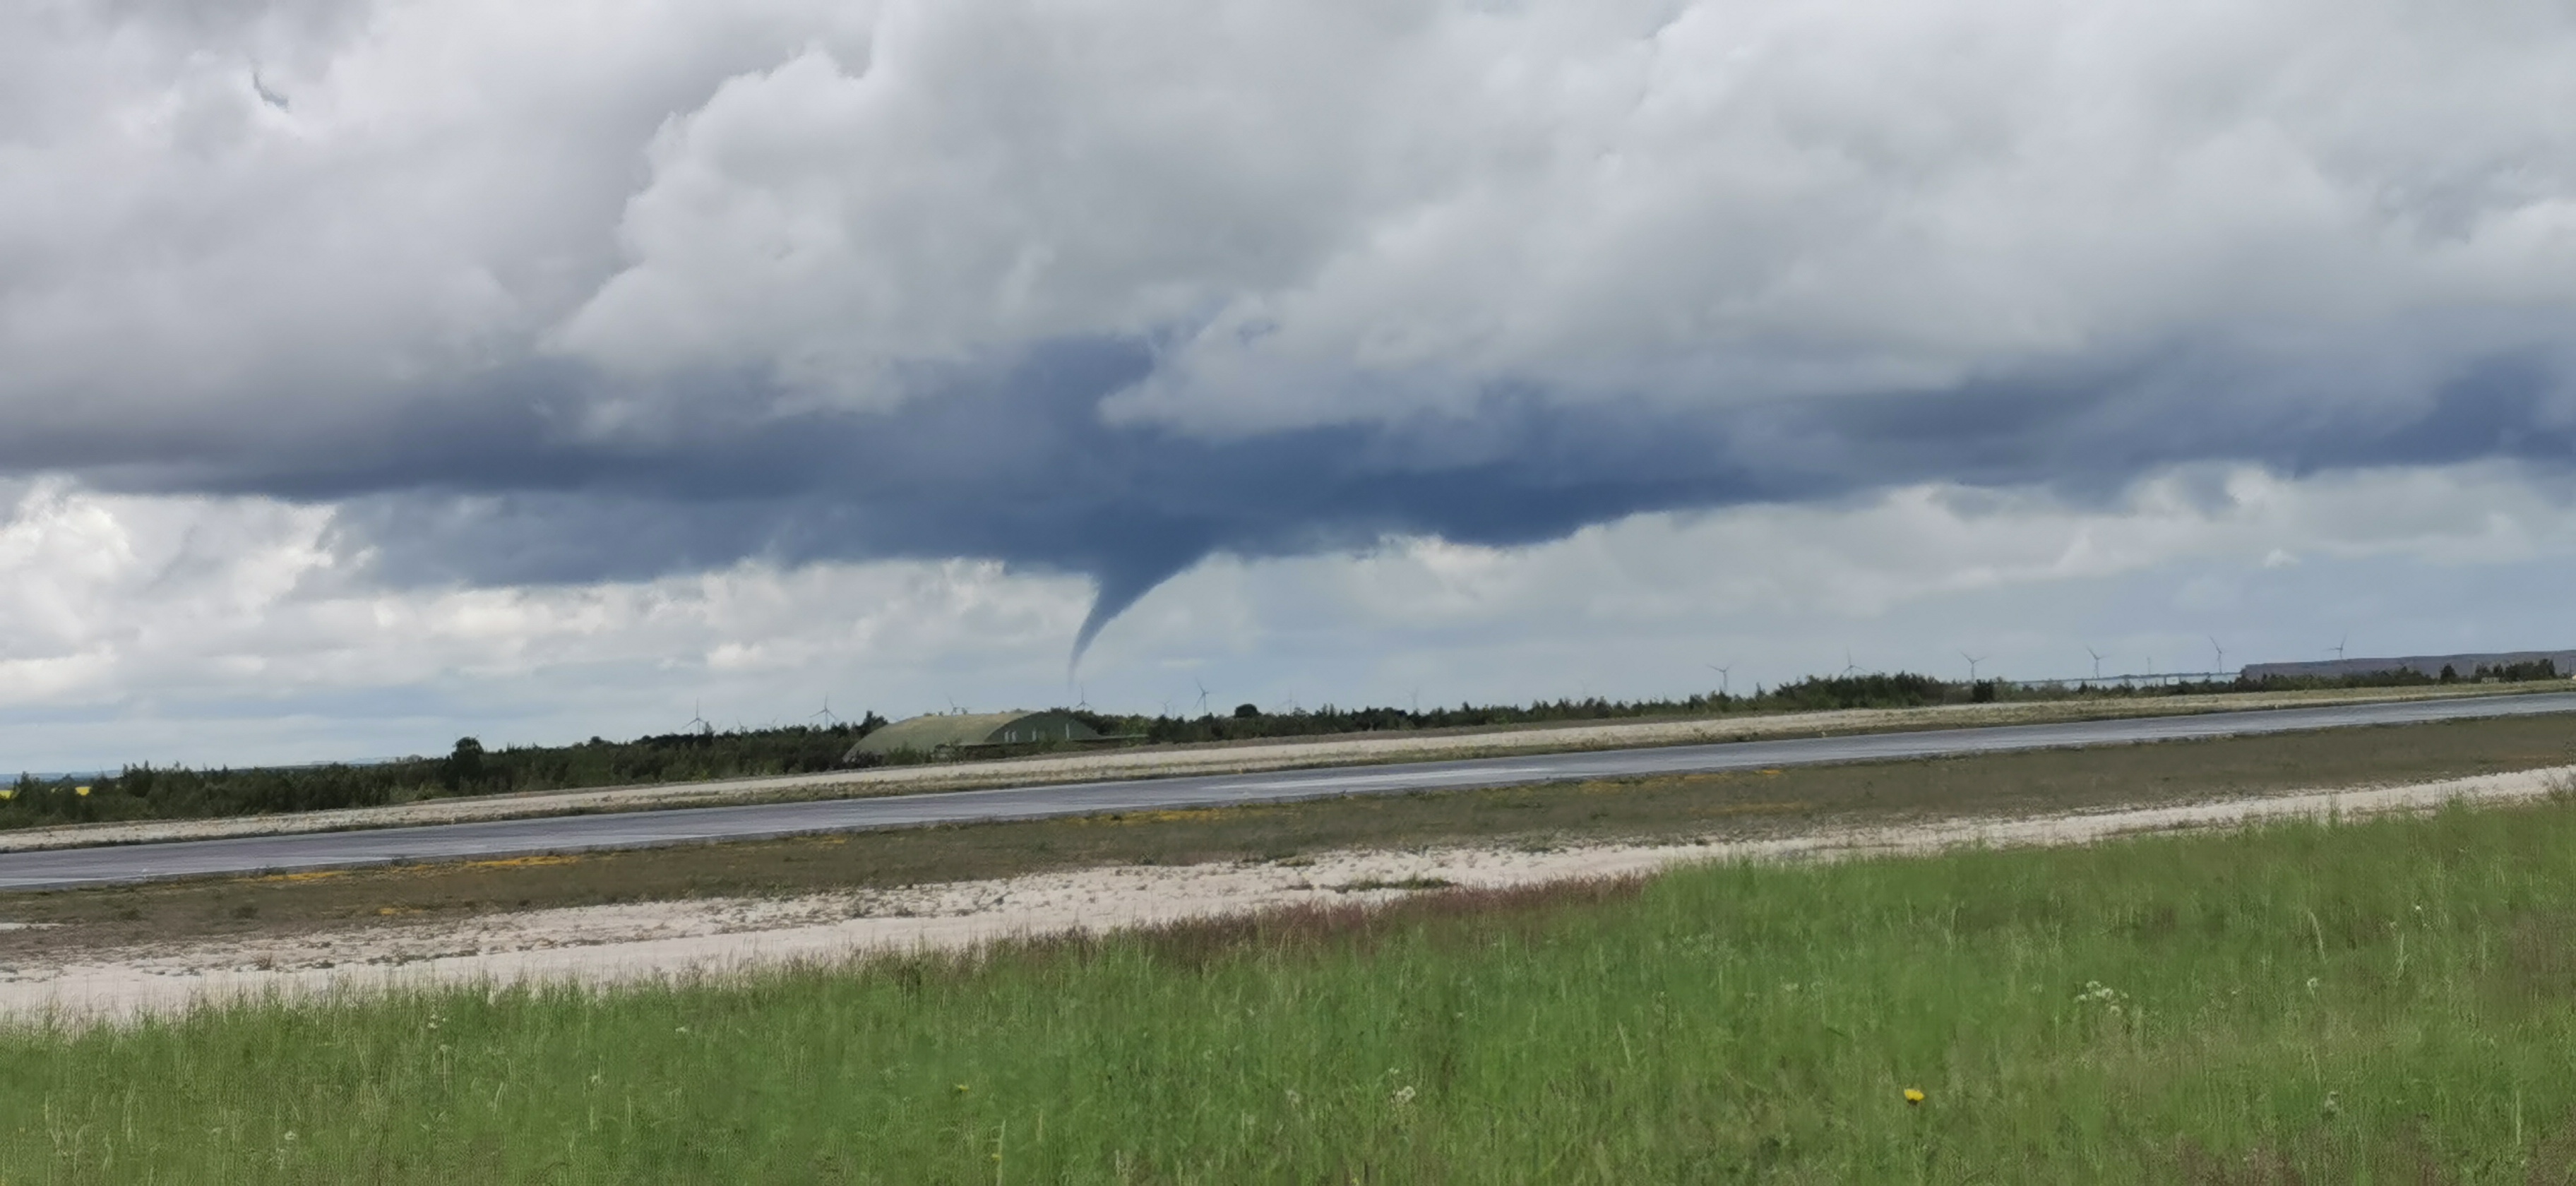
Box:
[6,661,2560,831]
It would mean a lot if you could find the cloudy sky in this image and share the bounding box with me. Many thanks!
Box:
[6,0,2576,770]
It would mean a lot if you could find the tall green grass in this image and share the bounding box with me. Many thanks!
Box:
[13,799,2576,1182]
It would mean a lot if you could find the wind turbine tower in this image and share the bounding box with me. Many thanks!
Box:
[1706,663,1734,697]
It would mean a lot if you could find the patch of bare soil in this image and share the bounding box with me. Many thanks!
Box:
[3,764,2566,1026]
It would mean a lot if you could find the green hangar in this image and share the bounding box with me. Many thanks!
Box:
[842,709,1103,761]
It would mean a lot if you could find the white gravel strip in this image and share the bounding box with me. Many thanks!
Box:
[1,762,2568,1026]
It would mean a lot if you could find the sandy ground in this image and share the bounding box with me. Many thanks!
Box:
[1,763,2568,1026]
[4,682,2555,855]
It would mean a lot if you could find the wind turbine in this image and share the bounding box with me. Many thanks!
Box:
[1193,677,1212,717]
[1960,652,1986,683]
[686,700,712,736]
[2330,634,2348,662]
[2085,646,2105,681]
[2208,636,2225,674]
[810,695,840,729]
[1705,663,1734,696]
[1072,683,1091,712]
[1841,649,1861,678]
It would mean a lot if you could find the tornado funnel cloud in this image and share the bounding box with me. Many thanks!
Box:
[1068,553,1200,676]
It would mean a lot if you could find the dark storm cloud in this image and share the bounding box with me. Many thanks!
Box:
[49,330,2545,664]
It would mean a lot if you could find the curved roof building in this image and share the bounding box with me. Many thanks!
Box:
[844,709,1102,760]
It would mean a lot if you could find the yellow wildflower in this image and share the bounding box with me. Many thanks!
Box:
[1904,1088,1926,1106]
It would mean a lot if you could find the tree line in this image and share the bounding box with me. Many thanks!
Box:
[4,717,886,829]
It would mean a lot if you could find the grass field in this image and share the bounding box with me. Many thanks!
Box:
[11,790,2576,1180]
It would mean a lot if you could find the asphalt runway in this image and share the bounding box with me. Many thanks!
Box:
[6,692,2574,890]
